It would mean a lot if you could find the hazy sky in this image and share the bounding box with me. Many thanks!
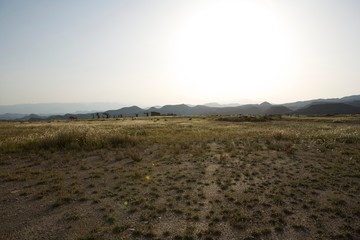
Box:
[0,0,359,106]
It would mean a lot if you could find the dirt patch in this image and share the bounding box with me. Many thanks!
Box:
[1,117,360,239]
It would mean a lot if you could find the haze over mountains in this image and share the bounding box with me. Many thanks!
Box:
[0,95,360,121]
[0,103,124,120]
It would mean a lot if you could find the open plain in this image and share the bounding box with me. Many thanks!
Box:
[1,115,360,240]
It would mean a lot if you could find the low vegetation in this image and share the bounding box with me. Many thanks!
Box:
[1,115,359,239]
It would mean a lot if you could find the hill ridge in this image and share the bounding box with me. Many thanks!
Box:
[1,95,359,121]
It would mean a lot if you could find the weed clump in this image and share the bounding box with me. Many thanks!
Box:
[217,115,273,122]
[2,126,139,152]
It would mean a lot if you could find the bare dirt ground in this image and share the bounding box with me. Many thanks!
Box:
[0,116,359,239]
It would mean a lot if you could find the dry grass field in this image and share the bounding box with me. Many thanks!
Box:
[1,115,360,240]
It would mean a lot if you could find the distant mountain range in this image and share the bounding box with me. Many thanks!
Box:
[0,95,359,121]
[0,102,123,116]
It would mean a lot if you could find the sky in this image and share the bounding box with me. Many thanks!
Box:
[0,0,359,106]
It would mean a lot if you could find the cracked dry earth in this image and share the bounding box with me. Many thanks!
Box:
[1,120,360,240]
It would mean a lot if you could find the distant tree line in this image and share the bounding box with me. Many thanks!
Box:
[89,111,175,119]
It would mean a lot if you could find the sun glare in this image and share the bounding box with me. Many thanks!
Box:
[170,1,296,101]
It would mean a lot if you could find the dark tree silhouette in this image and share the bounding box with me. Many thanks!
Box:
[151,111,161,116]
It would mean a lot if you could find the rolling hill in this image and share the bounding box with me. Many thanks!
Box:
[293,103,360,115]
[1,95,359,121]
